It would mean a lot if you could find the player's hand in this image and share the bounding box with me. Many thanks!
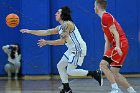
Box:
[37,39,47,47]
[115,47,122,56]
[10,44,18,48]
[20,29,30,33]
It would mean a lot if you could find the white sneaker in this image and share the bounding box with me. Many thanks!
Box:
[130,91,137,93]
[110,88,119,93]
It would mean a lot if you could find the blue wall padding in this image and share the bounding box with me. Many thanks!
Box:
[0,0,139,75]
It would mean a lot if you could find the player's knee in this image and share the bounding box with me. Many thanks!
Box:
[111,71,120,78]
[100,63,105,69]
[67,70,72,76]
[110,69,120,78]
[100,61,108,70]
[57,63,61,69]
[67,69,73,76]
[5,64,11,72]
[113,73,120,78]
[57,62,64,70]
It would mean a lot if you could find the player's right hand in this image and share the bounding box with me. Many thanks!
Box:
[20,29,30,33]
[115,47,122,56]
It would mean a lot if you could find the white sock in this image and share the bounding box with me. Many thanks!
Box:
[127,87,136,93]
[111,83,119,89]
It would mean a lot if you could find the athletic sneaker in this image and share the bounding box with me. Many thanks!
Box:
[60,89,72,93]
[94,69,103,86]
[87,69,103,86]
[110,88,120,93]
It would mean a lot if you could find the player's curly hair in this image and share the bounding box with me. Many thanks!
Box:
[96,0,107,10]
[60,6,73,21]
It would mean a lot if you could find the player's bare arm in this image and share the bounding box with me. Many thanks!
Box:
[20,27,59,36]
[109,24,122,55]
[104,34,110,54]
[38,21,73,47]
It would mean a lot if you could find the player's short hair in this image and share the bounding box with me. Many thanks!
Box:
[96,0,107,10]
[60,6,73,21]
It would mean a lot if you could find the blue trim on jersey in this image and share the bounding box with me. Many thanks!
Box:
[75,52,80,65]
[69,26,77,64]
[69,32,78,64]
[64,54,69,60]
[68,55,75,64]
[70,33,78,52]
[58,26,62,32]
[72,32,82,57]
[66,25,81,65]
[70,32,82,56]
[68,53,79,65]
[58,24,80,65]
[69,35,77,51]
[69,26,77,54]
[69,34,77,64]
[68,26,82,65]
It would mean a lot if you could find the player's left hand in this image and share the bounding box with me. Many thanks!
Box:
[115,47,122,56]
[37,39,47,47]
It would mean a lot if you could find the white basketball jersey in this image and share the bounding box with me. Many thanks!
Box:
[58,25,87,56]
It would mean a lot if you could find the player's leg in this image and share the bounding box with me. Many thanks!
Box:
[57,55,72,93]
[100,57,120,93]
[67,56,103,86]
[57,55,68,84]
[67,56,88,76]
[110,67,137,93]
[5,63,12,79]
[14,62,21,79]
[110,43,137,93]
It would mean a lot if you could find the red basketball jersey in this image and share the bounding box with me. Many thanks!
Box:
[101,12,128,47]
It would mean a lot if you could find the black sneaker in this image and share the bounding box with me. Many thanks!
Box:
[60,89,72,93]
[87,69,103,86]
[93,69,103,86]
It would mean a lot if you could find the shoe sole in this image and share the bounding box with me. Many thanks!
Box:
[65,90,72,93]
[100,69,103,86]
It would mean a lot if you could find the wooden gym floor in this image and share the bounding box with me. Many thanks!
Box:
[0,75,139,93]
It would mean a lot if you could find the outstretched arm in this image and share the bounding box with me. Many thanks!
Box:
[20,27,58,36]
[37,21,74,47]
[37,38,65,47]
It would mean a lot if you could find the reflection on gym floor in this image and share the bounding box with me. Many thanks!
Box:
[0,78,139,93]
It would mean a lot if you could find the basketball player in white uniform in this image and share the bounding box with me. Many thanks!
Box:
[20,6,102,93]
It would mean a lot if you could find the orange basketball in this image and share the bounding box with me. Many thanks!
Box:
[6,13,19,28]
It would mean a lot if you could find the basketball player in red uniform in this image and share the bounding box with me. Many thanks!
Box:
[94,0,137,93]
